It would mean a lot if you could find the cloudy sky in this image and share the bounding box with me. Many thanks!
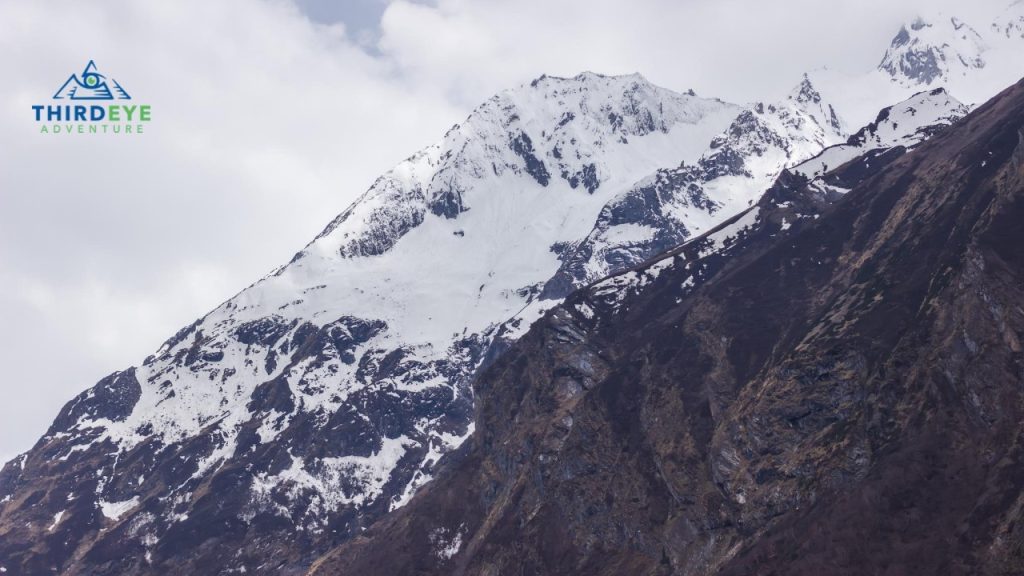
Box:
[0,0,1011,463]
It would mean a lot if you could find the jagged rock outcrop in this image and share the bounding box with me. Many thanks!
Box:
[541,74,846,298]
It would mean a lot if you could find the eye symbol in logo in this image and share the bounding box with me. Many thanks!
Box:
[53,60,131,100]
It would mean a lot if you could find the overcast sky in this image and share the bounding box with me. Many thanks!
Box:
[0,0,1011,463]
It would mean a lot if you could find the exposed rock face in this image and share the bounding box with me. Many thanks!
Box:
[542,75,846,299]
[310,78,1024,576]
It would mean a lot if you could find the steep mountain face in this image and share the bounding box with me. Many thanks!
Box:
[878,16,987,86]
[310,77,1024,576]
[0,72,852,575]
[541,75,843,298]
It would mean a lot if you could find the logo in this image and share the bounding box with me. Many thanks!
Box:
[53,60,131,100]
[32,60,151,135]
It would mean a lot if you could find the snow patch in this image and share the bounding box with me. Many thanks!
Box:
[430,524,466,560]
[99,496,139,521]
[48,510,65,531]
[702,208,760,256]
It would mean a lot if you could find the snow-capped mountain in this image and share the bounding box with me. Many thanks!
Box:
[0,6,1017,573]
[0,71,848,574]
[878,16,987,87]
[810,4,1024,129]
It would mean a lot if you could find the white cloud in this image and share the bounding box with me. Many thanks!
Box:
[0,0,461,463]
[0,0,1015,463]
[377,0,1010,107]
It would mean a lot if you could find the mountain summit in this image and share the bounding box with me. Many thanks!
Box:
[878,16,987,86]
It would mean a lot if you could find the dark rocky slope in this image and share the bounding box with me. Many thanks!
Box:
[310,78,1024,575]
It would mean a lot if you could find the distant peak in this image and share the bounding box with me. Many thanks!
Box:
[879,14,987,86]
[530,71,651,88]
[790,74,822,105]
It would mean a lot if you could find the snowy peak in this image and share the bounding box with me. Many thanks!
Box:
[528,71,702,137]
[723,75,846,165]
[312,73,740,260]
[786,74,845,137]
[878,15,987,86]
[0,71,757,574]
[806,2,1024,129]
[790,74,824,105]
